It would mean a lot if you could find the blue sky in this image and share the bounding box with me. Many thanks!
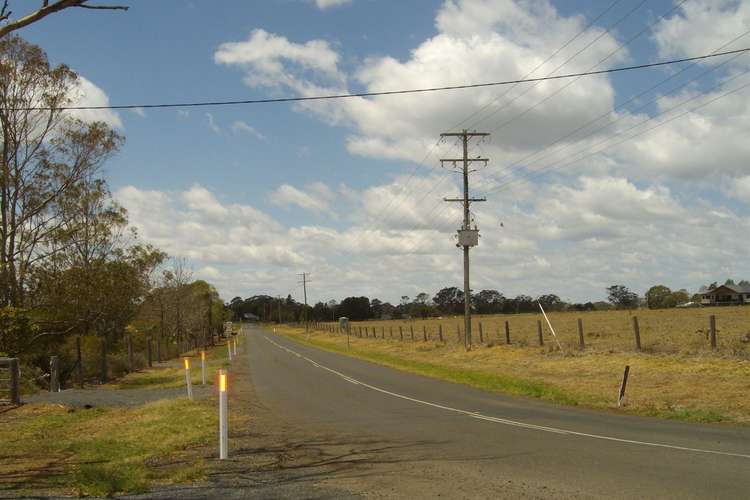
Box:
[16,0,750,304]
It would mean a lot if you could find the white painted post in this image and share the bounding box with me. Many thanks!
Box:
[200,351,206,385]
[233,338,237,356]
[184,358,193,400]
[219,369,228,459]
[227,341,233,361]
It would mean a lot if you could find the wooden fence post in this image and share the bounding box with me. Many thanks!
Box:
[457,323,461,343]
[709,315,717,350]
[390,326,393,338]
[632,316,641,351]
[478,322,484,343]
[100,337,108,384]
[537,320,544,346]
[9,358,20,405]
[438,324,444,342]
[147,337,153,367]
[50,356,59,392]
[127,334,134,372]
[410,325,414,341]
[577,318,585,350]
[382,326,385,339]
[423,325,427,342]
[617,365,630,407]
[505,320,510,344]
[76,335,84,388]
[399,326,403,340]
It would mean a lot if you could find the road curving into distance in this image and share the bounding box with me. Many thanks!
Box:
[245,325,750,499]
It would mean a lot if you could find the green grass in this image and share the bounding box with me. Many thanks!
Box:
[110,341,231,390]
[285,330,583,407]
[0,398,216,497]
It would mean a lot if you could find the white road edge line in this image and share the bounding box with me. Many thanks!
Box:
[263,335,750,460]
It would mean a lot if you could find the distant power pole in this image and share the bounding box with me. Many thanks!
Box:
[298,272,310,334]
[441,129,489,351]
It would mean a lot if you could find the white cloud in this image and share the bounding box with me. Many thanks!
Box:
[130,107,146,117]
[67,76,123,129]
[205,112,220,134]
[270,182,337,217]
[231,120,267,141]
[177,110,190,119]
[653,0,750,67]
[315,0,351,9]
[728,175,750,202]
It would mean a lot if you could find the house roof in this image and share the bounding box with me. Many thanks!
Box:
[702,283,750,294]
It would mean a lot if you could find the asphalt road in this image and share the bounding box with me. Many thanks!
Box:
[246,325,750,499]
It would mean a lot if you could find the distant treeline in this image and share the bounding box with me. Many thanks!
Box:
[230,279,747,323]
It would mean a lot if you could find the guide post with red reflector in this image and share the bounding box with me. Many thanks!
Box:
[218,369,228,459]
[200,351,206,385]
[184,358,193,400]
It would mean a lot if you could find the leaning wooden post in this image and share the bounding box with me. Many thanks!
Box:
[617,365,630,407]
[9,358,20,405]
[577,318,585,350]
[505,320,511,344]
[100,337,108,384]
[76,336,84,388]
[438,324,444,342]
[423,325,427,342]
[50,356,60,393]
[478,322,484,343]
[632,316,641,351]
[709,315,717,351]
[537,320,544,346]
[147,337,153,367]
[127,334,134,372]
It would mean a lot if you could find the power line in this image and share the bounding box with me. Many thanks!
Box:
[7,48,748,112]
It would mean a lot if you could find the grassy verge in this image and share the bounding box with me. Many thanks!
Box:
[0,339,239,496]
[109,341,231,390]
[0,398,215,497]
[277,326,748,425]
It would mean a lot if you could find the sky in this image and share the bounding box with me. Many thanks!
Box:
[16,0,750,305]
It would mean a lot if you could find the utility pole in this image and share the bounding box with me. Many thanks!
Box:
[297,272,310,335]
[441,130,489,351]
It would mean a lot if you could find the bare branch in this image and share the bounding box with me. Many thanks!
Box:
[0,1,10,22]
[0,0,128,38]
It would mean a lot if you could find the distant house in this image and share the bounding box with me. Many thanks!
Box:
[700,284,750,306]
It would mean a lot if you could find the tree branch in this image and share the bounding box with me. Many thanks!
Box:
[0,0,128,38]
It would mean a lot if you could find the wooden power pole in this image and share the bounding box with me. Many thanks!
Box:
[298,272,310,335]
[441,130,489,351]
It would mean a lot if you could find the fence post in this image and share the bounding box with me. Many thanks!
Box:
[382,326,385,339]
[505,320,511,344]
[9,358,20,405]
[100,337,108,383]
[50,356,60,392]
[127,334,134,372]
[438,324,444,342]
[399,326,403,340]
[457,323,461,343]
[537,320,544,346]
[617,365,630,407]
[632,316,641,351]
[390,326,393,338]
[423,325,427,342]
[577,318,585,350]
[147,337,153,367]
[478,322,484,343]
[76,335,84,388]
[709,315,717,350]
[410,325,414,341]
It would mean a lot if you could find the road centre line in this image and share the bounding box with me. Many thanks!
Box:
[263,335,750,460]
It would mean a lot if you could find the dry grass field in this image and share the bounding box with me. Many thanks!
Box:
[277,306,750,424]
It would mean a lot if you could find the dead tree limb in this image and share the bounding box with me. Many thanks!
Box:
[0,1,128,38]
